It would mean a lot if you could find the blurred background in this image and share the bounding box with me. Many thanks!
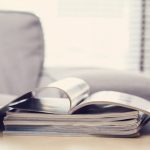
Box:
[0,0,148,72]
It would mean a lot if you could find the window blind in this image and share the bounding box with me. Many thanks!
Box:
[129,0,150,73]
[142,0,150,73]
[45,0,146,70]
[127,0,142,71]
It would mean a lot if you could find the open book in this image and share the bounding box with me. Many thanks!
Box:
[1,77,150,137]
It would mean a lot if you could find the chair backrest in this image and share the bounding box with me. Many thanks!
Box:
[0,11,44,95]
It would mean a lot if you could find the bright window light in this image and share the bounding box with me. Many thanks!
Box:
[0,0,141,70]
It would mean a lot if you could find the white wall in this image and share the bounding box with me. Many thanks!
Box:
[0,0,135,70]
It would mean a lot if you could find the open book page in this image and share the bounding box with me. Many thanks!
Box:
[10,97,70,114]
[69,91,150,115]
[45,77,90,108]
[9,77,90,114]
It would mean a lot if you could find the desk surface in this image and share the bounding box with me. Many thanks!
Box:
[0,135,150,150]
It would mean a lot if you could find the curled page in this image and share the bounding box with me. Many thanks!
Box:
[4,77,90,114]
[34,77,90,109]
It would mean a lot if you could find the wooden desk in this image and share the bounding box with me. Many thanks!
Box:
[0,135,150,150]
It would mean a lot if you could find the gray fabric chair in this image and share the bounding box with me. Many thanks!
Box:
[1,10,150,103]
[0,11,44,95]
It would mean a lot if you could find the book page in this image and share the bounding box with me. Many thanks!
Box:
[8,77,90,114]
[10,97,70,114]
[70,91,150,115]
[36,77,90,109]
